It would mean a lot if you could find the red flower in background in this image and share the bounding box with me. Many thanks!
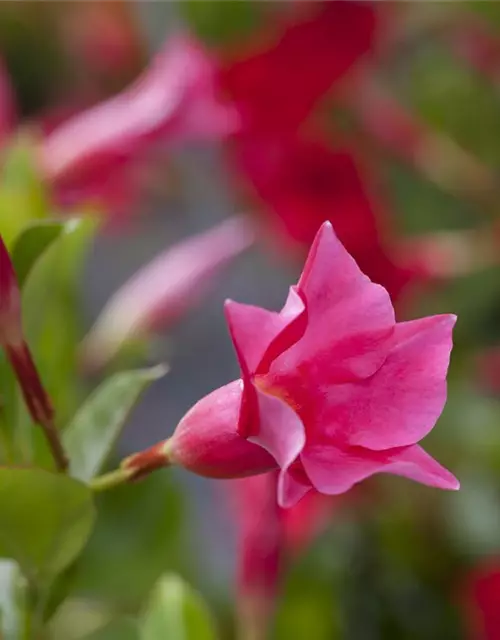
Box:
[234,131,417,301]
[229,472,335,637]
[462,560,500,640]
[219,1,377,134]
[218,1,426,302]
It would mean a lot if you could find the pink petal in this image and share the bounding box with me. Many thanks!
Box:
[263,223,395,432]
[82,216,254,369]
[271,222,395,385]
[224,286,306,377]
[327,314,456,450]
[41,35,238,183]
[277,465,312,509]
[298,221,395,352]
[382,444,459,490]
[225,287,306,440]
[301,442,459,496]
[249,385,306,471]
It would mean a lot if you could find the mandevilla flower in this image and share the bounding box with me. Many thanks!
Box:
[125,222,459,507]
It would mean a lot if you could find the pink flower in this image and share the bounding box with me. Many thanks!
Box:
[40,35,239,209]
[164,222,459,507]
[81,216,255,369]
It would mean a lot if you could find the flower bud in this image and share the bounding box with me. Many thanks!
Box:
[168,381,276,479]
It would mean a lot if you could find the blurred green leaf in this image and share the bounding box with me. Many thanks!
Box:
[11,220,65,288]
[444,470,500,556]
[406,44,500,167]
[0,468,95,581]
[64,365,168,482]
[467,1,500,29]
[181,0,263,46]
[83,618,138,640]
[0,134,50,247]
[0,560,21,640]
[74,474,184,608]
[140,574,216,640]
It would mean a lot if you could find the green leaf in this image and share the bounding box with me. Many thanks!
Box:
[0,134,50,247]
[73,474,184,606]
[140,574,216,640]
[181,0,263,46]
[17,216,98,459]
[0,468,95,581]
[82,618,138,640]
[0,560,22,640]
[64,365,168,482]
[11,220,65,288]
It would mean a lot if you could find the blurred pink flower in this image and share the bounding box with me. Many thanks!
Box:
[219,0,377,134]
[462,560,500,640]
[0,58,15,145]
[39,35,239,211]
[164,222,459,506]
[230,472,335,637]
[81,215,255,369]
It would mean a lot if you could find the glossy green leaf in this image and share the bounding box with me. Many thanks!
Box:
[64,365,168,482]
[11,220,65,288]
[0,468,95,581]
[140,574,216,640]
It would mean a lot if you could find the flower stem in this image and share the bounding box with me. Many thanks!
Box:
[89,440,171,493]
[89,467,133,492]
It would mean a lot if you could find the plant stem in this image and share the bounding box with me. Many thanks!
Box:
[5,342,68,472]
[89,467,133,492]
